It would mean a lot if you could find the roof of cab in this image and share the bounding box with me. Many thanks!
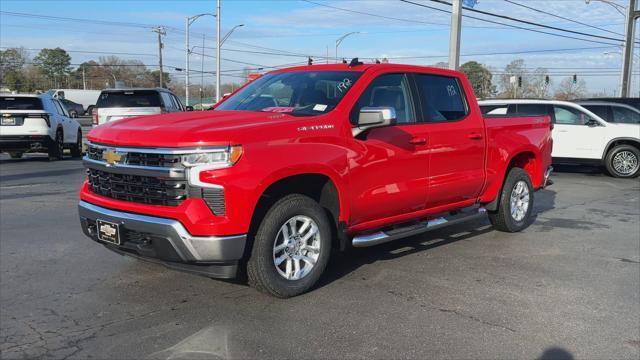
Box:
[268,63,463,77]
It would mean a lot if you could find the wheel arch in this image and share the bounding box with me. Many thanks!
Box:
[485,150,539,211]
[602,138,640,160]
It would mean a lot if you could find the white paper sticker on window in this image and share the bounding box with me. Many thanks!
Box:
[313,104,328,111]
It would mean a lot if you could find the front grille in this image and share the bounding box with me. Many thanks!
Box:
[87,168,188,206]
[87,145,182,168]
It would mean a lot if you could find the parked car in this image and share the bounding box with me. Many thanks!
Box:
[92,88,190,126]
[578,97,639,111]
[60,98,85,118]
[49,89,101,115]
[479,99,640,178]
[0,93,82,160]
[575,101,640,124]
[78,62,552,297]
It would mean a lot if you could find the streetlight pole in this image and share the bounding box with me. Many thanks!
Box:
[186,13,216,106]
[448,0,462,70]
[216,0,221,103]
[335,32,359,63]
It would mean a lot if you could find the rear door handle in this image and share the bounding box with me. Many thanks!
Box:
[467,132,483,140]
[409,137,428,145]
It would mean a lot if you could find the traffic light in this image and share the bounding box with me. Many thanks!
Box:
[517,76,522,88]
[545,75,550,85]
[308,57,313,66]
[573,74,577,84]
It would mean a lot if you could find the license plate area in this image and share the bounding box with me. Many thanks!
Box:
[1,117,16,126]
[97,220,120,245]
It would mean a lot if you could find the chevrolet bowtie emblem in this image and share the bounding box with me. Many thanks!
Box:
[102,150,123,166]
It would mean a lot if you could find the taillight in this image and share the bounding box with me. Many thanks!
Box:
[92,108,99,125]
[42,114,50,127]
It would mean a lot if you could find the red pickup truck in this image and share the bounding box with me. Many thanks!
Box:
[79,62,553,297]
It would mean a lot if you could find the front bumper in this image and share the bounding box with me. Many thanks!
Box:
[78,201,247,278]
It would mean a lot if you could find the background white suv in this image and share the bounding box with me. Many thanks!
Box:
[0,94,82,160]
[479,99,640,178]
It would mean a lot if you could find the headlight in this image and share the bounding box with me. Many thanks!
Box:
[181,145,243,169]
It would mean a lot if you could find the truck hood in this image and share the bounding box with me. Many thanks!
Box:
[87,110,295,147]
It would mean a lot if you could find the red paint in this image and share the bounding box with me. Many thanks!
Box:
[82,63,552,237]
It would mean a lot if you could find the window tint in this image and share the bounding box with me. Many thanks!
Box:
[53,100,69,116]
[611,106,640,124]
[0,97,43,110]
[96,91,162,108]
[553,105,590,125]
[351,73,414,125]
[414,74,467,122]
[582,105,609,121]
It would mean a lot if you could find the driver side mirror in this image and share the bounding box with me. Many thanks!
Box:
[353,107,396,137]
[185,105,194,112]
[585,118,600,127]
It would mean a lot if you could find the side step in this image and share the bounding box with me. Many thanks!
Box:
[352,207,487,248]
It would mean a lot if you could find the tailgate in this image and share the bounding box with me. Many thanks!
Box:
[0,110,50,136]
[97,107,161,124]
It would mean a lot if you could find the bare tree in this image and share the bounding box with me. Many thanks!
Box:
[555,76,587,100]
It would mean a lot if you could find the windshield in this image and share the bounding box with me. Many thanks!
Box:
[216,71,362,116]
[96,91,162,108]
[0,97,43,110]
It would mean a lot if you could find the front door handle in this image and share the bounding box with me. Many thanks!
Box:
[409,137,428,145]
[467,132,483,140]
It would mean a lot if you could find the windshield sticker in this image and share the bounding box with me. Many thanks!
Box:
[336,78,353,93]
[313,104,328,112]
[262,107,295,113]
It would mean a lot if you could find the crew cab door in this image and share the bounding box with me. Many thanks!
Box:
[347,73,430,226]
[413,73,486,208]
[551,105,604,159]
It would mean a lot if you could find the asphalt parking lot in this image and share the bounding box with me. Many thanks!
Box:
[1,150,639,359]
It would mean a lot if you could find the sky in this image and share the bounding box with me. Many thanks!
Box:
[0,0,638,96]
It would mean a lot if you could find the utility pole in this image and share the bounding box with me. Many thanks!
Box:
[620,0,639,97]
[185,18,190,105]
[82,67,86,90]
[216,0,221,103]
[152,27,166,88]
[201,34,205,107]
[448,0,462,70]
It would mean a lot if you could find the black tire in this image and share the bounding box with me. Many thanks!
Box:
[604,145,640,178]
[70,110,78,118]
[9,152,23,159]
[48,129,64,161]
[247,194,332,298]
[70,130,82,158]
[488,167,534,232]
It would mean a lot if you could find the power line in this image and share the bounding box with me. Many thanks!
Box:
[425,0,634,44]
[503,0,624,37]
[399,0,622,46]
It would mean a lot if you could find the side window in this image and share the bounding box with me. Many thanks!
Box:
[53,100,69,117]
[553,105,590,125]
[414,74,468,123]
[479,104,507,115]
[611,106,640,124]
[171,95,184,111]
[514,104,548,116]
[351,73,414,125]
[583,105,609,122]
[160,92,176,110]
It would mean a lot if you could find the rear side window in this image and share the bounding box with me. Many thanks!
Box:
[507,104,549,116]
[0,97,43,110]
[553,105,590,125]
[480,104,507,115]
[611,106,640,124]
[160,92,176,110]
[582,105,610,121]
[96,91,162,108]
[414,74,468,123]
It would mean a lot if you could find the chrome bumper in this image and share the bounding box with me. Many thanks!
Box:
[78,201,246,263]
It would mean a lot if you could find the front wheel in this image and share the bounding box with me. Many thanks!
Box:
[488,167,534,232]
[247,194,332,298]
[605,145,640,178]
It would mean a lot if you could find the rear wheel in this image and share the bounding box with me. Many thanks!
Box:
[605,145,640,178]
[247,194,331,298]
[70,130,82,158]
[488,167,534,232]
[48,129,64,161]
[9,152,23,159]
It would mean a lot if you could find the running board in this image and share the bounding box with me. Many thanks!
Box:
[352,207,487,248]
